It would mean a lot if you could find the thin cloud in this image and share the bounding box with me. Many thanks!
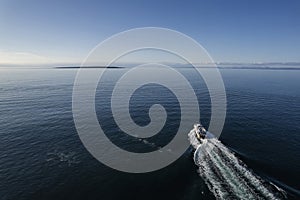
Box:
[0,50,54,65]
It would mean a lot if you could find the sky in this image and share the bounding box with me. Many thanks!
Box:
[1,0,300,65]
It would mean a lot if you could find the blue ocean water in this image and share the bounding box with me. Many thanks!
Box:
[0,66,299,200]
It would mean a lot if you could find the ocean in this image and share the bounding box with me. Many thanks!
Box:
[0,66,299,200]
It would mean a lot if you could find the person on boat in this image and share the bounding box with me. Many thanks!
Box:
[196,131,201,140]
[199,127,206,139]
[194,124,206,140]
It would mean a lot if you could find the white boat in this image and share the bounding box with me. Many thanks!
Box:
[193,123,207,141]
[188,123,217,150]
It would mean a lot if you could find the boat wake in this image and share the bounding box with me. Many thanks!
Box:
[46,150,80,167]
[188,130,287,200]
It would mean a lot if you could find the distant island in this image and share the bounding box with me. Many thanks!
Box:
[55,66,124,69]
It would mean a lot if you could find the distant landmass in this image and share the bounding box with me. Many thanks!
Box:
[55,66,124,69]
[1,63,300,70]
[54,64,300,70]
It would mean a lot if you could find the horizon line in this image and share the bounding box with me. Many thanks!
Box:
[1,61,300,68]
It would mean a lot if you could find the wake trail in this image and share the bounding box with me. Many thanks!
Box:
[188,130,287,200]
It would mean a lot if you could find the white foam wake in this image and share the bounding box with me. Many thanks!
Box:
[188,130,286,200]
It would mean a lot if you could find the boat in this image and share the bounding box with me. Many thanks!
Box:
[188,123,212,149]
[193,123,207,142]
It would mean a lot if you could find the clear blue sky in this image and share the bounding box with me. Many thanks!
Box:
[1,0,300,65]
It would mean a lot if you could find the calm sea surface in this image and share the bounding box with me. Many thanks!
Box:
[0,67,299,200]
